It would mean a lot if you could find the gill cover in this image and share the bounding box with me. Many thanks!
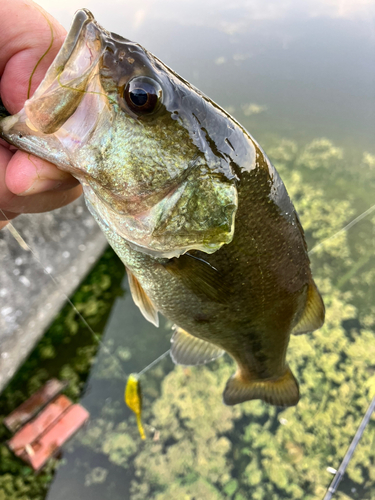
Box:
[0,9,256,259]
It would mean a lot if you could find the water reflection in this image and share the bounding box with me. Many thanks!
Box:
[1,0,375,498]
[37,0,375,152]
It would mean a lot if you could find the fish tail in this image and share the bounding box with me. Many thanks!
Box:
[223,366,299,407]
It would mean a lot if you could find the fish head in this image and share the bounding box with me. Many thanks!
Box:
[0,9,243,258]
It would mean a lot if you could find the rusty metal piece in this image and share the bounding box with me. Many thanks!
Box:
[4,379,90,472]
[8,395,72,456]
[20,404,90,472]
[4,379,68,432]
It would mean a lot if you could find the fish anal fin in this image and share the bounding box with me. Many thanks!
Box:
[163,253,231,304]
[223,367,299,407]
[171,326,224,366]
[127,268,159,327]
[292,279,325,335]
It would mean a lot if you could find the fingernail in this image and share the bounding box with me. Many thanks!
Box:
[18,178,61,196]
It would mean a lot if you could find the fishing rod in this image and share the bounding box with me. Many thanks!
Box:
[323,395,375,500]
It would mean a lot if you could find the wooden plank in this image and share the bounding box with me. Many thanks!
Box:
[4,379,68,433]
[20,404,90,472]
[8,395,72,456]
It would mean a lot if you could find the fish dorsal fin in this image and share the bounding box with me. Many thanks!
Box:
[163,253,231,304]
[223,366,299,407]
[127,269,159,327]
[171,326,224,366]
[291,279,325,335]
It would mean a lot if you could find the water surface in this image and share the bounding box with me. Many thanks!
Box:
[4,0,375,499]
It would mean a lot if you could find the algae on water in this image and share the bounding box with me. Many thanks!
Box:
[1,137,375,500]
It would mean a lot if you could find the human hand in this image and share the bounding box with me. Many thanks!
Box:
[0,0,82,229]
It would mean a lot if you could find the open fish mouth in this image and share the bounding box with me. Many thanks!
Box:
[0,9,239,258]
[23,9,107,135]
[0,9,110,174]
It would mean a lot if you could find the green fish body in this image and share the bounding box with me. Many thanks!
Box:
[0,10,324,406]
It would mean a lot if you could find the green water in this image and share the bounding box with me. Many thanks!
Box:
[1,0,375,499]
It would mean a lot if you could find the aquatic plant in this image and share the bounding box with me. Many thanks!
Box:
[1,137,374,500]
[0,248,125,500]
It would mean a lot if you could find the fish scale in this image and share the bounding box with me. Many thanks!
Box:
[0,8,324,406]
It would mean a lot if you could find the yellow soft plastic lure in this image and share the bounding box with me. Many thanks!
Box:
[125,374,146,440]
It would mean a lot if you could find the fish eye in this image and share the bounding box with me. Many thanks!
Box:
[123,76,162,115]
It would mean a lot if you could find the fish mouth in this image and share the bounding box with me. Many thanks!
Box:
[54,10,98,73]
[23,9,108,136]
[0,9,110,172]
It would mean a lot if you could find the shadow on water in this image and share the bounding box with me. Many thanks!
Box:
[1,0,375,499]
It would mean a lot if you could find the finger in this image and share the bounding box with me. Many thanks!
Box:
[6,150,79,195]
[0,0,66,113]
[0,146,82,215]
[0,143,17,211]
[0,1,83,225]
[1,183,83,216]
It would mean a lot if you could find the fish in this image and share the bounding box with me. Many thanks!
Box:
[0,9,325,407]
[125,374,146,440]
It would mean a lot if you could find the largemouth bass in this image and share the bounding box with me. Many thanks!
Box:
[0,9,325,406]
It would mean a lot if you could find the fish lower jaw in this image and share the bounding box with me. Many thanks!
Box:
[0,115,20,134]
[1,108,66,163]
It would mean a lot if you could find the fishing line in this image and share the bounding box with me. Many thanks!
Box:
[323,394,375,500]
[309,202,375,255]
[0,208,127,380]
[56,72,117,106]
[27,7,54,100]
[2,197,375,444]
[2,209,169,440]
[5,222,30,251]
[2,0,372,448]
[3,199,375,382]
[138,350,171,377]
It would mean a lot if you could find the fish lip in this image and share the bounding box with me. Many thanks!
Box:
[28,9,109,106]
[0,9,109,165]
[51,8,108,77]
[57,9,98,69]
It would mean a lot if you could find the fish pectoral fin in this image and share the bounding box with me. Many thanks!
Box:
[171,326,224,366]
[127,268,159,327]
[291,279,325,335]
[223,367,299,407]
[163,253,231,304]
